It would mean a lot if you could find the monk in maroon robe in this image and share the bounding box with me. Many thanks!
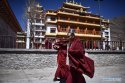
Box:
[45,38,52,49]
[66,29,95,83]
[45,38,49,49]
[53,39,69,83]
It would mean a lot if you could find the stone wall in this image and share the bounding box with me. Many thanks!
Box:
[88,54,125,66]
[86,50,125,66]
[0,54,57,69]
[0,49,125,69]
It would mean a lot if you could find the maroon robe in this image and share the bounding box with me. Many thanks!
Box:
[66,37,95,83]
[53,41,69,80]
[45,39,49,49]
[45,39,52,49]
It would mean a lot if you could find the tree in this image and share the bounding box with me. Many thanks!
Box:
[23,0,43,49]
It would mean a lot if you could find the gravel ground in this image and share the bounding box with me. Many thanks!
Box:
[0,64,125,83]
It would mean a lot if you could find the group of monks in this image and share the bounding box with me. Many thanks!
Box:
[53,29,95,83]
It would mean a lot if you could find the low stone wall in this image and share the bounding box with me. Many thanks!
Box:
[94,54,125,66]
[0,49,57,69]
[0,49,125,69]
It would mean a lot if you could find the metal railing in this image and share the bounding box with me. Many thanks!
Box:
[83,40,125,50]
[0,35,125,51]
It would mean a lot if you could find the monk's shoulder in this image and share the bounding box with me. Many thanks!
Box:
[74,37,81,42]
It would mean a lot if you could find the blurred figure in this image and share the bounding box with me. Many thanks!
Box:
[45,38,52,49]
[53,38,69,83]
[45,38,49,49]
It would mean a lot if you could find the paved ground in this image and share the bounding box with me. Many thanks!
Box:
[0,64,125,83]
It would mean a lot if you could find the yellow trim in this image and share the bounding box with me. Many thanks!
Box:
[45,33,57,37]
[46,20,57,24]
[57,32,101,38]
[58,20,100,27]
[58,11,79,16]
[76,34,101,38]
[64,2,83,8]
[57,32,67,36]
[62,7,79,12]
[58,11,100,20]
[46,12,57,16]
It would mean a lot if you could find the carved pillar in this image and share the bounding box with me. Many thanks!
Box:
[77,26,79,33]
[85,28,88,34]
[93,29,96,35]
[77,18,79,22]
[67,25,70,32]
[58,25,61,32]
[68,17,70,21]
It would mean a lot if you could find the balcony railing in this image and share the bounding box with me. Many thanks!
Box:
[59,28,100,35]
[46,11,57,16]
[59,28,67,32]
[58,11,100,20]
[0,35,125,51]
[58,19,100,27]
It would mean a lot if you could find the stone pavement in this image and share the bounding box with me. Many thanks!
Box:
[0,64,125,83]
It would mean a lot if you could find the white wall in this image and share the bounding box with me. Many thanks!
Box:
[46,16,57,22]
[46,16,51,21]
[46,24,57,33]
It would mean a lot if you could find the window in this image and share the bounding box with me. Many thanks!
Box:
[17,37,23,41]
[35,26,41,30]
[70,18,76,21]
[35,38,40,42]
[35,31,41,36]
[105,32,109,35]
[60,17,67,20]
[36,19,41,23]
[42,32,45,35]
[42,26,45,30]
[51,17,56,21]
[42,38,45,41]
[50,28,56,33]
[105,36,109,40]
[42,19,45,23]
[79,28,84,33]
[61,25,67,32]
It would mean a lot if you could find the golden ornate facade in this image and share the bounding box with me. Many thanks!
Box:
[45,1,110,41]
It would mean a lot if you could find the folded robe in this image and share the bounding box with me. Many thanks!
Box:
[68,37,95,78]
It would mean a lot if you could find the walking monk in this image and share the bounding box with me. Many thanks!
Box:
[66,29,95,83]
[53,29,95,83]
[53,38,69,83]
